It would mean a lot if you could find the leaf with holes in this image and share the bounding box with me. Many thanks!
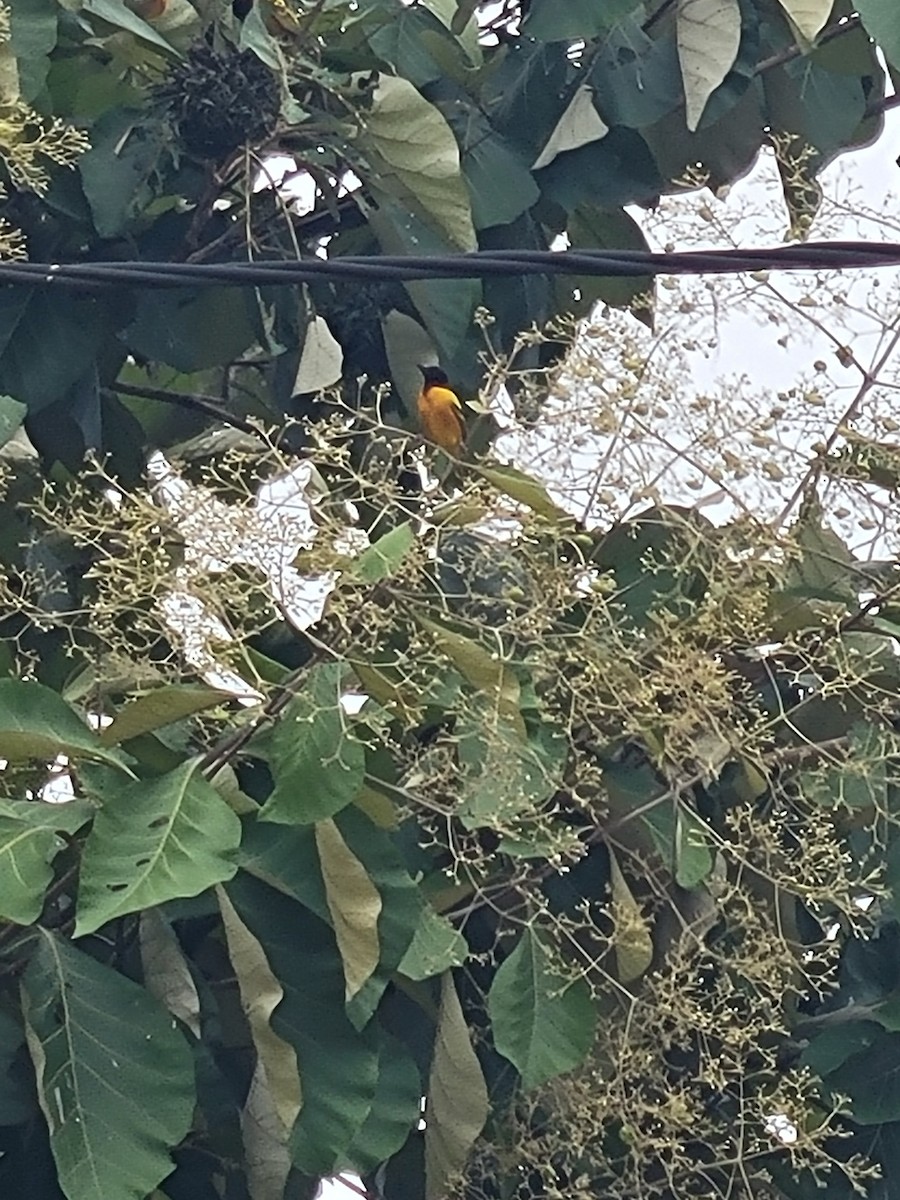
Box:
[21,930,194,1200]
[75,760,241,936]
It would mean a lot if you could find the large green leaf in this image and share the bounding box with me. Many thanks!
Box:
[99,684,232,746]
[0,679,125,766]
[588,17,683,129]
[0,799,92,925]
[75,760,241,936]
[217,886,302,1133]
[21,931,195,1200]
[425,972,488,1200]
[676,0,741,132]
[344,1031,423,1174]
[555,204,654,321]
[259,663,366,825]
[242,807,422,1026]
[79,109,169,239]
[487,927,597,1089]
[857,0,900,70]
[0,290,113,414]
[226,872,381,1175]
[357,73,476,252]
[821,1027,900,1124]
[367,193,481,367]
[122,289,259,374]
[8,0,57,102]
[522,0,641,40]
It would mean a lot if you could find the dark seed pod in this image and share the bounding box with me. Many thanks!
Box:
[151,40,280,160]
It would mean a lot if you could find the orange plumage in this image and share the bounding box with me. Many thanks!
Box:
[417,364,466,456]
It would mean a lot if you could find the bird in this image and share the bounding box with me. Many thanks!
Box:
[416,364,466,456]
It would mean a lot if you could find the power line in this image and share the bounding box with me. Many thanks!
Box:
[3,241,900,291]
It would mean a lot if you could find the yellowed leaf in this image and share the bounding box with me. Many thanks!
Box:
[609,848,654,983]
[676,0,741,132]
[139,909,201,1038]
[218,887,302,1133]
[425,972,489,1200]
[532,84,608,170]
[776,0,833,41]
[315,818,382,1003]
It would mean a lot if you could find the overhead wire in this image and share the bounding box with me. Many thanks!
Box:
[3,240,900,291]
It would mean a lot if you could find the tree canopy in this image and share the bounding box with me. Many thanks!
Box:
[2,3,900,1200]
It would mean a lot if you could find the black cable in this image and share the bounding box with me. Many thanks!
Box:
[3,240,900,291]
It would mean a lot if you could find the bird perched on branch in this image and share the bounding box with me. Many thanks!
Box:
[417,364,466,456]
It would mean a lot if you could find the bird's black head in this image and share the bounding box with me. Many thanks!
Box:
[418,364,449,386]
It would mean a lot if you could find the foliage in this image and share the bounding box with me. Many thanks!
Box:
[0,2,900,1200]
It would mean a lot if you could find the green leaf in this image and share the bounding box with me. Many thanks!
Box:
[588,17,683,128]
[344,1030,423,1174]
[79,109,168,239]
[555,205,654,321]
[456,714,566,831]
[21,930,195,1200]
[535,125,663,213]
[75,760,241,936]
[350,522,416,584]
[459,123,539,230]
[0,290,112,414]
[99,684,232,746]
[139,908,201,1038]
[822,1027,900,1123]
[479,463,574,523]
[425,972,489,1200]
[777,0,835,41]
[0,679,125,766]
[532,84,609,170]
[642,801,713,889]
[487,927,597,1089]
[226,873,381,1175]
[399,904,467,980]
[857,0,900,70]
[259,664,366,825]
[0,799,92,925]
[368,192,481,366]
[0,394,27,448]
[357,72,476,252]
[123,289,259,374]
[242,807,422,1027]
[783,507,859,608]
[413,613,526,739]
[8,0,57,102]
[591,506,710,627]
[316,817,382,1004]
[522,0,640,40]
